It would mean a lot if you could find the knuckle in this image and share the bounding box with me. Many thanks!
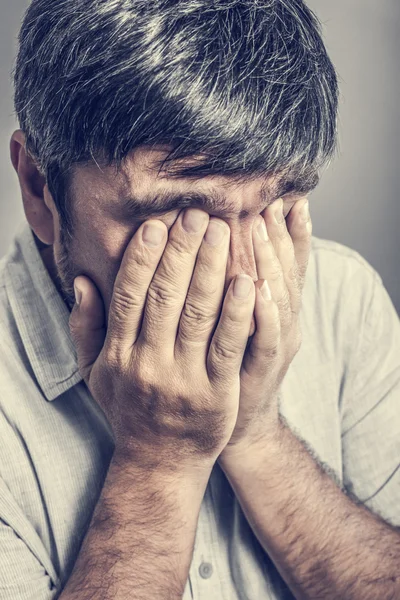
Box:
[103,340,128,374]
[121,246,154,284]
[168,233,192,255]
[269,263,282,283]
[147,279,179,307]
[129,246,152,270]
[267,344,280,359]
[212,337,239,362]
[181,298,215,331]
[190,268,220,300]
[135,345,164,382]
[113,285,142,315]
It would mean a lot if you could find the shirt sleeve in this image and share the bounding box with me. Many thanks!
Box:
[0,519,59,600]
[341,269,400,527]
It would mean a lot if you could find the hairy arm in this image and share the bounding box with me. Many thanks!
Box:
[219,417,400,600]
[60,453,211,600]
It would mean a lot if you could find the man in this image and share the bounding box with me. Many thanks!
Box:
[0,0,399,598]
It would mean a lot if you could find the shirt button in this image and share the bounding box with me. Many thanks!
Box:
[199,562,213,579]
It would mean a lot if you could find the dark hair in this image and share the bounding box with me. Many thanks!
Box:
[13,0,339,239]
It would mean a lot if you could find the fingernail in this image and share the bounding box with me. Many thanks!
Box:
[234,274,252,299]
[142,223,165,246]
[205,220,226,246]
[182,208,207,233]
[74,282,82,306]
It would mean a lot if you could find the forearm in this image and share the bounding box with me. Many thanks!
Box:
[219,417,400,600]
[61,451,211,600]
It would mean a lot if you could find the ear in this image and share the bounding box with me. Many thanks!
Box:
[10,130,57,246]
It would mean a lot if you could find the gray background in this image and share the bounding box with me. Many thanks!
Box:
[0,1,399,313]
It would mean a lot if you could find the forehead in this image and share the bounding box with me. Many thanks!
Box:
[70,145,279,213]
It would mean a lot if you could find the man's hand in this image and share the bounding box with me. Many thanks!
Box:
[69,207,257,473]
[222,196,312,450]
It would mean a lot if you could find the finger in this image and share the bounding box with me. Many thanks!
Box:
[139,208,210,354]
[69,275,106,384]
[207,274,256,386]
[251,211,291,330]
[242,280,281,379]
[260,198,301,316]
[106,220,168,359]
[175,217,230,361]
[285,198,313,292]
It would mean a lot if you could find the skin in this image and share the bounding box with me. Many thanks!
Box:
[9,130,304,340]
[10,131,400,599]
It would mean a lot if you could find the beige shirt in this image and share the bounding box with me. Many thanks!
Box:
[0,220,399,599]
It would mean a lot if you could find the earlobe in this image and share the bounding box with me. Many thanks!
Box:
[10,130,56,246]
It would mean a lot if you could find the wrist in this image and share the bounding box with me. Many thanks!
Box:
[111,445,215,485]
[219,412,285,467]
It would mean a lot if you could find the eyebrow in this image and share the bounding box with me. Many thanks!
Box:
[117,178,309,221]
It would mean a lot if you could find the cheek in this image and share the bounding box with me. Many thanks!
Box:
[76,214,133,265]
[70,217,133,306]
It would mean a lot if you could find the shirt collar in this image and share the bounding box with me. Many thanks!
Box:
[4,221,83,401]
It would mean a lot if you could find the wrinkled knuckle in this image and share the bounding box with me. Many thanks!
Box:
[181,299,214,331]
[212,338,238,362]
[269,265,282,283]
[130,247,152,270]
[265,345,279,361]
[113,285,141,316]
[147,280,178,307]
[168,234,191,255]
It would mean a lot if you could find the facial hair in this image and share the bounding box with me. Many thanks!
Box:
[50,225,79,312]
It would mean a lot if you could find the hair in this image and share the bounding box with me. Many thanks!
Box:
[13,0,339,240]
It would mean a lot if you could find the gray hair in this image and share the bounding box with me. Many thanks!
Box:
[13,0,339,238]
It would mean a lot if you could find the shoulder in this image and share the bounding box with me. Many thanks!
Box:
[299,235,391,367]
[0,254,17,351]
[0,252,34,409]
[307,235,382,321]
[310,235,381,283]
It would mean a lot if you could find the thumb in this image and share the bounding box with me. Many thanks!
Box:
[69,276,106,385]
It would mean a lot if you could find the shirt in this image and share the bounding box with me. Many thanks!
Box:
[0,219,399,600]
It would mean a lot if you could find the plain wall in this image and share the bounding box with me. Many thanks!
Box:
[0,1,399,313]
